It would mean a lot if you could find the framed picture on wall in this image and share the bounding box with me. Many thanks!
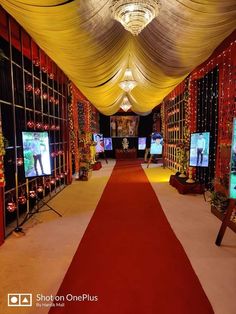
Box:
[110,116,139,137]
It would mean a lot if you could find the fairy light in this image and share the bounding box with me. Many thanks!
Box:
[161,40,235,185]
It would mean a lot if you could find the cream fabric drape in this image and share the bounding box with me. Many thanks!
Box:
[1,0,236,115]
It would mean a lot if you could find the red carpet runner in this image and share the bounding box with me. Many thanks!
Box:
[49,160,214,314]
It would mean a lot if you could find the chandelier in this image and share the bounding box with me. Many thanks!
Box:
[119,68,137,92]
[111,0,161,36]
[120,96,132,112]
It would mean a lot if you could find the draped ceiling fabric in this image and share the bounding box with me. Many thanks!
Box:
[1,0,236,115]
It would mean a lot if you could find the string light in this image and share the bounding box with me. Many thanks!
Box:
[161,39,235,186]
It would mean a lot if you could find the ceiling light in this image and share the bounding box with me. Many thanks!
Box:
[119,68,137,92]
[120,96,132,112]
[111,0,161,36]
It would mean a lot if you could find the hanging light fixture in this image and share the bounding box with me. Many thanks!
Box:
[111,0,161,36]
[120,96,132,112]
[119,68,137,92]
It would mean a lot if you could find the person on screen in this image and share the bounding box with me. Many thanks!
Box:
[104,138,112,150]
[231,144,236,172]
[151,133,163,155]
[95,134,104,153]
[31,133,45,176]
[196,133,206,165]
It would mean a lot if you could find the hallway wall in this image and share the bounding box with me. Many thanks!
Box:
[161,30,236,185]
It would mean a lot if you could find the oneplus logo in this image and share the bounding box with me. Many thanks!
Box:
[8,293,32,307]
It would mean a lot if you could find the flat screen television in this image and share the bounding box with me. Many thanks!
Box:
[150,132,163,155]
[93,133,105,153]
[104,137,113,151]
[110,116,139,137]
[22,131,52,178]
[189,132,210,167]
[229,118,236,198]
[138,137,146,150]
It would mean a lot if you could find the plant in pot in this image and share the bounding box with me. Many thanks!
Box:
[210,190,229,212]
[208,175,230,212]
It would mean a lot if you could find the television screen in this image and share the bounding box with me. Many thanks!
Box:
[93,133,105,153]
[229,118,236,198]
[22,131,51,178]
[110,116,139,137]
[138,137,146,150]
[189,132,210,167]
[104,137,113,151]
[150,132,163,155]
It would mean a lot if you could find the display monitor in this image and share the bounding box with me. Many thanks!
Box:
[150,132,163,155]
[22,131,51,178]
[110,116,139,137]
[229,118,236,198]
[93,133,105,153]
[104,137,113,151]
[189,132,210,167]
[138,137,146,150]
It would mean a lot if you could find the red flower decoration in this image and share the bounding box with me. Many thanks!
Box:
[49,73,54,79]
[42,93,48,100]
[33,58,40,66]
[7,202,16,212]
[18,196,27,205]
[17,158,24,166]
[25,84,33,92]
[27,121,35,129]
[29,190,36,198]
[37,185,43,193]
[41,66,48,73]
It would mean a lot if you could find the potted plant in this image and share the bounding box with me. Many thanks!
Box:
[207,175,229,212]
[210,190,229,212]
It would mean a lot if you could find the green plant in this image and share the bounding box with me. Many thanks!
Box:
[210,191,229,212]
[176,127,190,172]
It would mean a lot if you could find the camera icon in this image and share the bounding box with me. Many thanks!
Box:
[8,293,32,307]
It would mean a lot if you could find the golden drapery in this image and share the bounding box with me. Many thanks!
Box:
[1,0,236,115]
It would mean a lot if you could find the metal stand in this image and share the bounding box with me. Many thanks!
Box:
[20,195,62,227]
[13,173,24,236]
[98,152,108,164]
[147,154,164,168]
